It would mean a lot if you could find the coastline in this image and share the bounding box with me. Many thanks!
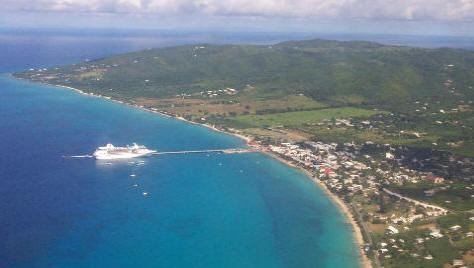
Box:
[13,76,371,268]
[12,76,253,145]
[262,151,371,268]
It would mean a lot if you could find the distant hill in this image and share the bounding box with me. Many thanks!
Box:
[13,39,474,157]
[14,39,474,112]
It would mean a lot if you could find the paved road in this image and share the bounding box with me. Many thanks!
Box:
[382,188,448,213]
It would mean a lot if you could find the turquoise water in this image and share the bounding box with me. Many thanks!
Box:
[0,33,360,267]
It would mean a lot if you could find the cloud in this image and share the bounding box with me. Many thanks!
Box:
[2,0,474,21]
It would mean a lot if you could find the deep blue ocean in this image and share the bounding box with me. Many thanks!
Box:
[0,30,362,268]
[3,29,467,268]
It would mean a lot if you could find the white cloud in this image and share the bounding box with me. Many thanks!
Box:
[2,0,474,21]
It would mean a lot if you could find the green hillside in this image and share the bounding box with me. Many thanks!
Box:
[15,39,474,111]
[14,39,474,156]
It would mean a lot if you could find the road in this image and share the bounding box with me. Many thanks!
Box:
[382,188,448,214]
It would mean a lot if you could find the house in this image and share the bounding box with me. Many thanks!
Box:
[387,226,399,234]
[343,178,353,184]
[429,228,443,238]
[449,225,462,231]
[424,190,436,197]
[351,184,363,192]
[452,259,465,267]
[408,214,424,223]
[426,174,444,184]
[320,167,338,178]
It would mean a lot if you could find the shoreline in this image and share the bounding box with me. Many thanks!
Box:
[13,76,371,268]
[13,76,253,145]
[262,151,371,268]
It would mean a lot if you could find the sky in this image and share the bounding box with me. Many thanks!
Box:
[1,0,474,36]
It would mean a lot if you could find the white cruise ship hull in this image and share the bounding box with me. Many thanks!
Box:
[93,151,156,160]
[93,143,156,160]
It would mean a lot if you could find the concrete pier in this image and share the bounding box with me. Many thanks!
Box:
[151,148,254,155]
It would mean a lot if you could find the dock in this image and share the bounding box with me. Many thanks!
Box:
[151,148,254,155]
[64,148,254,159]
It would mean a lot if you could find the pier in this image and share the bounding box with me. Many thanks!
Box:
[64,148,254,159]
[151,148,254,155]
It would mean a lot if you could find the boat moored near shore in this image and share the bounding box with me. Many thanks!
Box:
[93,143,156,160]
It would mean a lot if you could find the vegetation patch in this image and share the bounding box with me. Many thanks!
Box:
[220,107,385,128]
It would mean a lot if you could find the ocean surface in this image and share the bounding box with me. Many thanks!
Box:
[2,74,363,268]
[0,30,362,268]
[4,29,468,268]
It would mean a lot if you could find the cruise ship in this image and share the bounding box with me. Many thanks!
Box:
[93,143,156,160]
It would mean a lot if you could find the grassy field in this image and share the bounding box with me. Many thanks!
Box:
[137,94,327,118]
[219,107,385,128]
[78,71,104,80]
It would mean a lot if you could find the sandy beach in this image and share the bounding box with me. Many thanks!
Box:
[261,151,372,268]
[19,78,371,268]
